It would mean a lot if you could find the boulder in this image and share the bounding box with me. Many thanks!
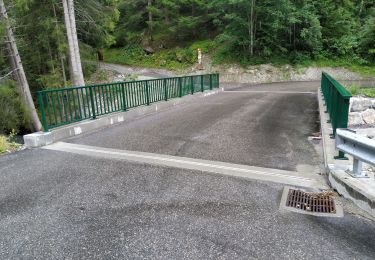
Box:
[350,97,372,112]
[176,53,183,62]
[112,74,125,82]
[356,128,375,139]
[361,109,375,125]
[348,112,364,126]
[144,46,154,55]
[365,129,375,139]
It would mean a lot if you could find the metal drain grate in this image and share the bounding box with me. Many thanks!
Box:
[286,189,336,213]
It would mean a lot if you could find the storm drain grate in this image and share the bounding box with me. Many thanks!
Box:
[279,187,343,217]
[286,189,336,213]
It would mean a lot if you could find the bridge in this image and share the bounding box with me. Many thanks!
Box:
[1,76,375,259]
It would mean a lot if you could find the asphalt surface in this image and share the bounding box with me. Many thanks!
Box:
[67,81,321,172]
[1,149,375,259]
[1,81,375,259]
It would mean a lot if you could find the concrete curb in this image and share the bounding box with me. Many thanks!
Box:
[318,89,375,217]
[328,167,375,216]
[24,88,223,148]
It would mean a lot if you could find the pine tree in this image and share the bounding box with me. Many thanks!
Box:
[0,0,42,131]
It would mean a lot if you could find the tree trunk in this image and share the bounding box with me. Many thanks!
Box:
[0,0,42,131]
[62,0,85,87]
[60,56,67,86]
[97,49,104,61]
[147,0,153,41]
[359,0,364,16]
[52,3,67,86]
[249,0,255,56]
[68,0,84,85]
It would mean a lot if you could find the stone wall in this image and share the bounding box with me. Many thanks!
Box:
[349,97,375,127]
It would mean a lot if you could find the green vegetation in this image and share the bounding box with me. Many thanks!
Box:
[348,85,375,98]
[296,58,375,77]
[109,0,375,72]
[0,80,30,134]
[0,131,21,154]
[103,40,216,70]
[103,42,375,77]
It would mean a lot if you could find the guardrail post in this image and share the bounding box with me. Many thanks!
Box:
[38,92,49,132]
[190,76,194,94]
[209,74,213,90]
[201,75,204,92]
[178,77,182,97]
[352,158,363,176]
[89,86,96,119]
[121,83,127,111]
[145,81,150,105]
[164,78,168,101]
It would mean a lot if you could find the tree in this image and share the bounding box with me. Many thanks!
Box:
[75,0,119,59]
[359,8,375,62]
[0,0,42,131]
[62,0,85,87]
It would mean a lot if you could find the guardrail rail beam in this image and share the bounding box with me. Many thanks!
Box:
[336,128,375,178]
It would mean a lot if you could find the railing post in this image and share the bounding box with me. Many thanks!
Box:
[38,92,49,132]
[178,77,183,97]
[335,97,350,159]
[164,78,168,101]
[190,76,194,94]
[89,86,96,119]
[201,75,204,92]
[145,81,150,105]
[209,74,213,90]
[121,83,127,111]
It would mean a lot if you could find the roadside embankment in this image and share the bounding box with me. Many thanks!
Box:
[318,87,375,218]
[100,59,375,86]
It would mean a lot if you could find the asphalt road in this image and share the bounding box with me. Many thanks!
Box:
[100,62,176,78]
[67,81,321,172]
[1,81,375,259]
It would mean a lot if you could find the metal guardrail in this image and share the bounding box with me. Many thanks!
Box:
[37,73,219,131]
[321,72,352,159]
[336,128,375,177]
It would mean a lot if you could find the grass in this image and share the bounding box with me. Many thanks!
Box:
[297,58,375,78]
[99,40,375,77]
[0,131,21,154]
[347,85,375,98]
[103,47,190,70]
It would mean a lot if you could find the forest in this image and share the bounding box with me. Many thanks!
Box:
[0,0,375,137]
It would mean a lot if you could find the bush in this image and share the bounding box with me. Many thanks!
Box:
[0,131,21,154]
[0,80,30,134]
[101,40,219,70]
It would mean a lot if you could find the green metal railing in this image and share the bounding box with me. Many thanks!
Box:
[37,73,219,132]
[321,72,352,159]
